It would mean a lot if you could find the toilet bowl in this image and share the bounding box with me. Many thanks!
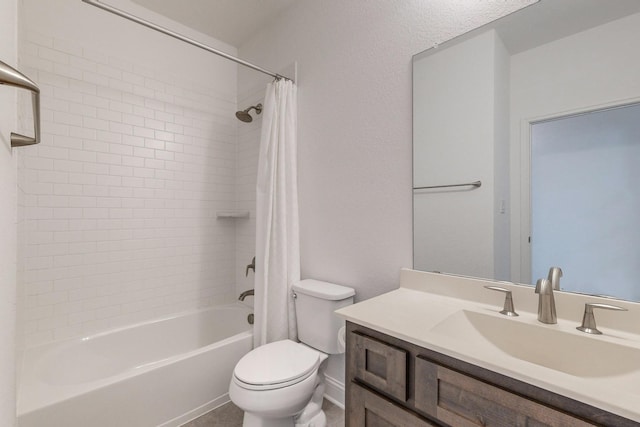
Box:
[229,279,355,427]
[229,340,328,427]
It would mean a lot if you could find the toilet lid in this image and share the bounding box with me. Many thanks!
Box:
[234,340,321,387]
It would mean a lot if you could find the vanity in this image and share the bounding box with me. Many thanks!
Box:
[336,270,640,427]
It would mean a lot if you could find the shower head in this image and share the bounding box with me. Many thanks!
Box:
[235,103,262,123]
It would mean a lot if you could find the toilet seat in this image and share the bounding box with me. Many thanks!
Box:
[233,340,322,391]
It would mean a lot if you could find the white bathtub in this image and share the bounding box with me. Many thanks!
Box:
[17,304,253,427]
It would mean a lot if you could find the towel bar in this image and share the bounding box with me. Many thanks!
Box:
[413,180,482,190]
[0,60,40,147]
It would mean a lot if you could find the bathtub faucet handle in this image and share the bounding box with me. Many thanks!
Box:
[246,256,255,277]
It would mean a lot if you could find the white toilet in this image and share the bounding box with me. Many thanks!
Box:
[229,279,355,427]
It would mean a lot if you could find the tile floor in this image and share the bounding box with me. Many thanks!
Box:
[182,399,344,427]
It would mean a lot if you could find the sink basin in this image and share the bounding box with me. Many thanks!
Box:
[430,310,640,378]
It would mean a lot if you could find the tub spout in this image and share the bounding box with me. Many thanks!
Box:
[239,289,254,301]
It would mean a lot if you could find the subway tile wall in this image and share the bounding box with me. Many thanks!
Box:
[18,31,240,348]
[234,88,263,299]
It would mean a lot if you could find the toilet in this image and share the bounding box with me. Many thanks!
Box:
[229,279,355,427]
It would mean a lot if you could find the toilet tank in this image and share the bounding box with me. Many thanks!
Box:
[292,279,355,354]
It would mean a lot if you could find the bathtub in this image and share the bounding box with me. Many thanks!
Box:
[17,304,253,427]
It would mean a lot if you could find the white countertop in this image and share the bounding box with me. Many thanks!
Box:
[336,269,640,422]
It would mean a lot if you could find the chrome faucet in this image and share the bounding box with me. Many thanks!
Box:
[238,289,254,301]
[535,278,557,324]
[547,266,562,291]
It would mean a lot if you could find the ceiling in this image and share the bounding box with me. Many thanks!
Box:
[130,0,297,47]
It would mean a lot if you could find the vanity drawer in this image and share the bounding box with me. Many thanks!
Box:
[351,331,408,402]
[349,381,437,427]
[414,356,595,427]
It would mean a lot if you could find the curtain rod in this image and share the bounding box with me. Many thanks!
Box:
[81,0,294,82]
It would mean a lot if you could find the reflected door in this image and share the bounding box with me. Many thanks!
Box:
[530,103,640,300]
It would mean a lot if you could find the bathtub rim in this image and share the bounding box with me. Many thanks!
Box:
[32,302,251,346]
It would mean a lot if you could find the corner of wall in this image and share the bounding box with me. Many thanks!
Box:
[0,0,19,423]
[492,30,511,281]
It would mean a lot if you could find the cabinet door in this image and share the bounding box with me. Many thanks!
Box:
[351,332,408,401]
[414,356,596,427]
[348,382,438,427]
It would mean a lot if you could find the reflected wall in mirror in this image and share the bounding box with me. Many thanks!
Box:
[413,0,640,301]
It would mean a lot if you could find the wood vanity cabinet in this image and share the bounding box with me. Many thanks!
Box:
[345,322,639,427]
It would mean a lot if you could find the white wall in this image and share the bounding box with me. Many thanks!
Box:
[238,0,534,400]
[510,12,640,283]
[18,0,240,348]
[0,0,18,423]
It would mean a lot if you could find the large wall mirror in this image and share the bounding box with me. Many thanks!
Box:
[413,0,640,301]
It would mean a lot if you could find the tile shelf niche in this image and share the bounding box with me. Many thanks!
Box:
[216,211,250,219]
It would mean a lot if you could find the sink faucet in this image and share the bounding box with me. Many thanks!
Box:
[547,266,562,291]
[535,278,556,324]
[239,289,254,301]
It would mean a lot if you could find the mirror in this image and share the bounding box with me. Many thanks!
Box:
[412,0,640,301]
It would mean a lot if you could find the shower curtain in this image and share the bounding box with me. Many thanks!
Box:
[254,79,300,347]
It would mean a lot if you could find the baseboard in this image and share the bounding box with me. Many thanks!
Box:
[160,393,230,427]
[323,374,345,409]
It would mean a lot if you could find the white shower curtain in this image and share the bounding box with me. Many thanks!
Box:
[254,79,300,348]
